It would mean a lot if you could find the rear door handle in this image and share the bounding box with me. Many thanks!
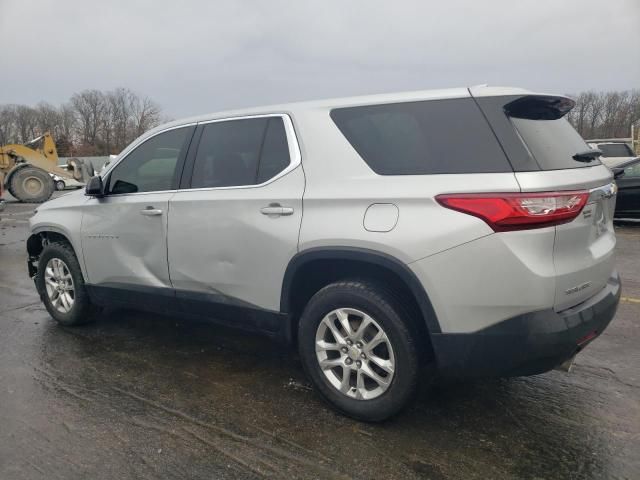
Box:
[260,204,294,216]
[140,207,163,216]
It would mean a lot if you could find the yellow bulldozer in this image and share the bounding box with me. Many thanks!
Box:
[0,132,94,203]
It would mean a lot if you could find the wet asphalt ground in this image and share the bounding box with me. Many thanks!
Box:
[0,192,639,480]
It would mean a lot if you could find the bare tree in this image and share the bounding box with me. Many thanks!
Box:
[586,93,606,139]
[70,89,106,147]
[36,102,61,137]
[14,105,39,143]
[0,105,18,145]
[58,103,77,142]
[129,93,161,137]
[568,91,594,136]
[0,87,165,155]
[108,88,128,151]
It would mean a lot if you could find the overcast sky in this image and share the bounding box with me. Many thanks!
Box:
[1,0,638,118]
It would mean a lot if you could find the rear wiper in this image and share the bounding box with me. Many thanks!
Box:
[573,149,602,162]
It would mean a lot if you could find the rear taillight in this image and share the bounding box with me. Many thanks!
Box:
[435,191,589,232]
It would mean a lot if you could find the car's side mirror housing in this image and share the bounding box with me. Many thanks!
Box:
[85,176,105,197]
[612,167,625,179]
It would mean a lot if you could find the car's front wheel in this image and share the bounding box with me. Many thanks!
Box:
[298,280,420,421]
[35,242,99,326]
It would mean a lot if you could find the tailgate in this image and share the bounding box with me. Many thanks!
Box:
[471,90,618,311]
[516,167,616,311]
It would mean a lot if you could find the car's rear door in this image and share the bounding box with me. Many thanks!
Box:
[472,90,617,311]
[167,114,304,318]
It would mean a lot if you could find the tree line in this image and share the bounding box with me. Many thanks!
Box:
[565,90,639,140]
[1,88,638,157]
[0,88,164,157]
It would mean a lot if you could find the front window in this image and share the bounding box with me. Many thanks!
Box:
[107,127,191,194]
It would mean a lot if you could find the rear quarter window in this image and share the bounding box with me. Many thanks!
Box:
[330,98,511,175]
[511,117,600,170]
[473,94,601,172]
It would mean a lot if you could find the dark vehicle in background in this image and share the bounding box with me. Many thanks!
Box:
[615,161,640,219]
[586,141,639,219]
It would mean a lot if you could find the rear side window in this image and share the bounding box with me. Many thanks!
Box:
[474,94,600,171]
[191,117,291,188]
[330,98,511,175]
[257,118,290,183]
[511,117,599,170]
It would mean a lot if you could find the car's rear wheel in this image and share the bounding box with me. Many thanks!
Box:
[35,242,100,326]
[298,280,419,421]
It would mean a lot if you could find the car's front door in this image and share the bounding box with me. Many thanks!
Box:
[167,115,303,318]
[81,125,195,303]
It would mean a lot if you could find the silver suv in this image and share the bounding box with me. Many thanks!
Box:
[27,86,621,421]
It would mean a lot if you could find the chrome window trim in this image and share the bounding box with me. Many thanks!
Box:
[180,113,302,192]
[103,189,179,198]
[98,113,301,198]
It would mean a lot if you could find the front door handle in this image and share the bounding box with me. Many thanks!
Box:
[140,207,163,216]
[260,204,294,217]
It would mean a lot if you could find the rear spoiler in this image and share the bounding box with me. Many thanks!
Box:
[503,95,575,120]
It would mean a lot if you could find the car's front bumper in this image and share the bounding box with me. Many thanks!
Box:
[430,271,621,377]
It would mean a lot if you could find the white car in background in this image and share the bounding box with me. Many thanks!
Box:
[49,174,84,191]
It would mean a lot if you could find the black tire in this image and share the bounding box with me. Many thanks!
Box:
[6,170,19,198]
[55,180,66,191]
[298,280,420,421]
[9,166,55,203]
[35,242,100,326]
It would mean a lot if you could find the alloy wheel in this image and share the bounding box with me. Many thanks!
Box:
[44,258,75,314]
[315,308,395,400]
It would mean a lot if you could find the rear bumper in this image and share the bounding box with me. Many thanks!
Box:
[431,271,621,377]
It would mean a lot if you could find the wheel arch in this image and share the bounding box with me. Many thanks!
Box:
[281,247,442,341]
[27,228,85,280]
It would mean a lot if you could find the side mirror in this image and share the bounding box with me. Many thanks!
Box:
[612,168,625,179]
[85,176,105,197]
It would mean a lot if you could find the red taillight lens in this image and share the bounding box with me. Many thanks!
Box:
[435,191,589,232]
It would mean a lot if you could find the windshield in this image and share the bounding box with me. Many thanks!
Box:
[598,143,634,158]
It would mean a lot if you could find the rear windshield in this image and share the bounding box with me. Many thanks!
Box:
[330,98,511,175]
[510,116,600,170]
[598,143,634,158]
